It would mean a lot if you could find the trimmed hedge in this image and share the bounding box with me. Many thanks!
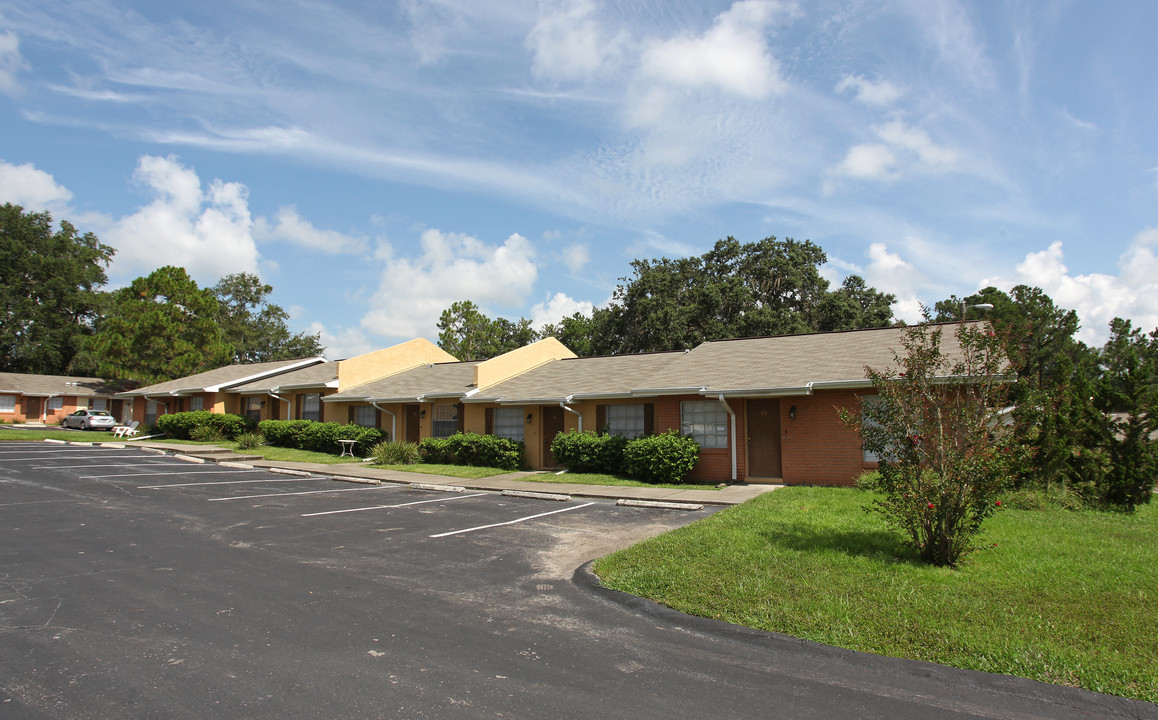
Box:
[549,430,628,474]
[370,440,421,465]
[551,429,700,484]
[418,432,524,471]
[257,419,385,457]
[621,430,701,484]
[157,411,254,440]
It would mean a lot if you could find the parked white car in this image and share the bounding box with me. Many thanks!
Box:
[62,409,117,430]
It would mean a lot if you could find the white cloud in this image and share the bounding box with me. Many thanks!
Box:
[638,1,786,99]
[0,160,74,210]
[834,74,904,106]
[99,155,260,285]
[0,30,27,94]
[875,120,959,168]
[529,292,594,331]
[254,206,367,254]
[859,242,927,323]
[833,143,896,180]
[982,233,1158,345]
[830,120,958,184]
[526,0,625,82]
[306,321,378,361]
[561,243,590,273]
[360,229,538,340]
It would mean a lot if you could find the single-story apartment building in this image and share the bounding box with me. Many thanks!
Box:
[103,323,981,486]
[0,372,127,424]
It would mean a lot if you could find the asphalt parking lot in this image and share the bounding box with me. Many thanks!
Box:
[2,442,1153,719]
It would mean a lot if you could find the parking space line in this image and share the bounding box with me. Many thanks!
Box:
[430,502,597,538]
[33,463,173,470]
[84,469,266,479]
[209,485,395,501]
[138,477,322,489]
[301,493,487,517]
[0,452,151,459]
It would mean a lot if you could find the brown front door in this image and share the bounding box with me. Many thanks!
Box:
[541,405,565,467]
[405,404,420,443]
[747,399,782,478]
[268,397,281,421]
[25,397,41,422]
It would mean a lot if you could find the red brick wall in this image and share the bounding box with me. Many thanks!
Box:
[779,389,870,486]
[652,395,747,483]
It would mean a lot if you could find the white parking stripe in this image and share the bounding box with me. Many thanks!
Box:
[430,502,596,538]
[0,452,152,459]
[209,485,394,501]
[138,477,321,489]
[85,470,266,479]
[301,493,487,517]
[33,463,172,470]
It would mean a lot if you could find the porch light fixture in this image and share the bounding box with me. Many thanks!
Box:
[419,409,426,419]
[526,413,533,424]
[789,405,796,420]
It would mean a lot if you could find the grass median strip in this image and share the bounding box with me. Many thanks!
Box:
[593,486,1158,703]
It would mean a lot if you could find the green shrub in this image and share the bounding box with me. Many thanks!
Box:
[371,440,421,465]
[234,432,265,450]
[189,425,225,442]
[157,411,254,440]
[257,419,385,456]
[622,431,700,484]
[550,430,629,474]
[417,433,524,470]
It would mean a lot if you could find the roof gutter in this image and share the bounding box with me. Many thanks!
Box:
[715,394,737,482]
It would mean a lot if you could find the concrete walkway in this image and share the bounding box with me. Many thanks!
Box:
[118,440,781,506]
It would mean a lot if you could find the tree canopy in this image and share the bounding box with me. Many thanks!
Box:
[213,272,324,363]
[590,236,895,354]
[0,203,115,375]
[78,266,234,386]
[437,300,536,361]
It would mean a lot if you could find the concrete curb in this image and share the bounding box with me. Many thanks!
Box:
[409,483,466,493]
[218,461,254,469]
[502,490,571,501]
[326,475,380,485]
[268,467,313,477]
[173,454,206,463]
[617,499,704,511]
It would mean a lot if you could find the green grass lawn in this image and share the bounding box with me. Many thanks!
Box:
[523,471,721,491]
[593,486,1158,703]
[0,427,104,441]
[371,463,514,479]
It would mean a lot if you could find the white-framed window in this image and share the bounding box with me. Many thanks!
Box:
[494,406,524,442]
[861,395,883,463]
[243,396,262,422]
[681,401,728,449]
[607,404,646,439]
[146,399,159,427]
[189,396,203,411]
[47,397,63,411]
[432,403,458,438]
[91,398,107,411]
[0,395,16,413]
[354,405,377,428]
[302,393,321,421]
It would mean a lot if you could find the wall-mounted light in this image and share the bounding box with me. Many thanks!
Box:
[419,409,426,419]
[788,405,796,420]
[526,413,533,424]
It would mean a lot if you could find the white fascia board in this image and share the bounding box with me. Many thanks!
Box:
[273,379,339,391]
[494,396,567,405]
[569,392,636,401]
[808,380,874,390]
[420,392,466,400]
[322,393,367,403]
[701,386,814,398]
[203,357,327,392]
[629,386,706,397]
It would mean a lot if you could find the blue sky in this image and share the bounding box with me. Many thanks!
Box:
[2,0,1156,358]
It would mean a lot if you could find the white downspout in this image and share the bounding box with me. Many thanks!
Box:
[716,394,737,482]
[371,402,396,442]
[560,396,582,432]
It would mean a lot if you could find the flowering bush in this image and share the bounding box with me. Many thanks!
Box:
[842,319,1014,567]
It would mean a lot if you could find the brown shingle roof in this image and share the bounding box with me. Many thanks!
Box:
[0,372,124,397]
[326,361,482,403]
[470,351,685,402]
[230,361,339,393]
[118,357,326,397]
[640,323,978,394]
